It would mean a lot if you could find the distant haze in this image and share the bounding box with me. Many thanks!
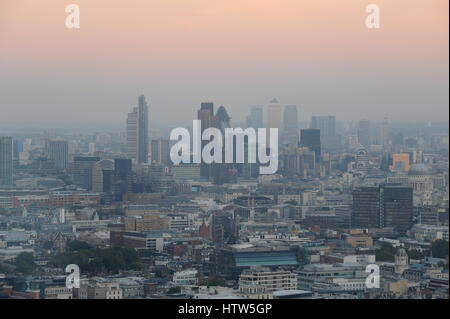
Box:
[0,0,448,130]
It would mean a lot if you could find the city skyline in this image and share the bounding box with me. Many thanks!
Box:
[0,1,448,303]
[0,0,448,128]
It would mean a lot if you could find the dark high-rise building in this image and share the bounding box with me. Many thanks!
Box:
[126,95,149,163]
[300,129,321,162]
[0,136,13,186]
[246,106,263,129]
[381,184,413,234]
[216,105,231,133]
[352,187,380,229]
[211,210,235,247]
[47,140,68,170]
[72,156,100,190]
[114,158,132,182]
[358,120,371,148]
[214,105,235,185]
[352,184,413,234]
[114,158,133,201]
[198,102,218,180]
[283,105,299,146]
[102,169,115,194]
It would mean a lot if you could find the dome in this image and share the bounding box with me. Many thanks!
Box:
[396,247,408,257]
[409,163,429,175]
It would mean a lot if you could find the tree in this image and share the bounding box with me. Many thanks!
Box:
[431,240,449,259]
[375,243,397,262]
[407,249,423,260]
[207,278,226,287]
[49,246,141,275]
[0,263,11,274]
[67,240,92,252]
[167,287,181,294]
[15,252,35,275]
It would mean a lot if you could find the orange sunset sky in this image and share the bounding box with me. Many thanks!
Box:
[0,0,448,128]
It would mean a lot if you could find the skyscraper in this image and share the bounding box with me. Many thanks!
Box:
[126,107,138,160]
[381,184,413,234]
[377,117,389,146]
[137,95,149,163]
[198,102,218,180]
[13,139,23,168]
[47,139,68,170]
[126,95,149,163]
[283,105,299,146]
[92,159,114,193]
[246,106,263,129]
[114,158,133,201]
[352,184,413,234]
[151,138,170,165]
[310,116,337,152]
[214,105,236,185]
[352,187,380,229]
[0,136,13,186]
[300,129,321,162]
[216,105,231,133]
[358,120,371,148]
[72,156,100,190]
[267,98,282,130]
[266,98,282,150]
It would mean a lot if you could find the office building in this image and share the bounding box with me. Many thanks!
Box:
[151,138,170,165]
[238,267,298,293]
[215,245,299,280]
[358,120,371,148]
[126,95,149,163]
[352,187,381,229]
[283,105,299,146]
[92,159,114,193]
[267,98,282,148]
[352,184,413,233]
[310,116,337,151]
[300,129,321,162]
[197,102,218,180]
[72,156,100,190]
[381,184,413,234]
[246,106,263,129]
[0,136,13,186]
[377,117,389,146]
[390,153,411,172]
[47,139,68,170]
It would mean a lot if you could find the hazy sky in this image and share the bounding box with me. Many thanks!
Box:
[0,0,448,130]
